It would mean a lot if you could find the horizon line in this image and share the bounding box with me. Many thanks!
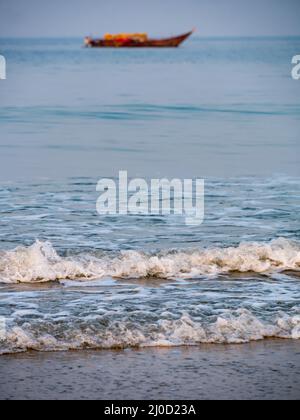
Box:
[1,34,300,40]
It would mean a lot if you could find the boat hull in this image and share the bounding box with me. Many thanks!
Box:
[85,31,193,48]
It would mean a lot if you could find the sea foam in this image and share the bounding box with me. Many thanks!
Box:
[1,309,299,354]
[0,238,299,284]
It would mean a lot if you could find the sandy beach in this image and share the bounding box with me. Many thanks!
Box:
[0,340,299,400]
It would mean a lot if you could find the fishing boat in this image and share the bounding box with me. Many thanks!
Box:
[84,30,194,48]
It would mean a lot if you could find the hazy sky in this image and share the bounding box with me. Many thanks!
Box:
[0,0,300,38]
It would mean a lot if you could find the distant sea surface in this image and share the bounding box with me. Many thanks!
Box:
[0,37,299,354]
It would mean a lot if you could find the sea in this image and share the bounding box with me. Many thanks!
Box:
[0,36,299,354]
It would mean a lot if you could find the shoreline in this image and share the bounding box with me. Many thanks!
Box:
[0,339,299,400]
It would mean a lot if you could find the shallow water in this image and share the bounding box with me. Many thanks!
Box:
[0,37,299,354]
[1,341,300,400]
[0,179,299,353]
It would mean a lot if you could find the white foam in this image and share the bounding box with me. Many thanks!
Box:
[0,238,299,284]
[1,309,299,354]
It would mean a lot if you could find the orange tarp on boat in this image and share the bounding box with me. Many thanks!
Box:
[104,33,148,43]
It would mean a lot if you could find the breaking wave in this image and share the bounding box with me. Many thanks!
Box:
[1,309,299,354]
[0,238,300,284]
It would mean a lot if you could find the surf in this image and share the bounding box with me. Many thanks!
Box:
[0,238,299,284]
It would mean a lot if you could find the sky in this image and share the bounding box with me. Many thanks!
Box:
[0,0,300,38]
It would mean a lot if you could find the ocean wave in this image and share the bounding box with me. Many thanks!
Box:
[0,309,299,354]
[0,238,299,284]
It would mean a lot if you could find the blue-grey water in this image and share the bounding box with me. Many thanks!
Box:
[0,37,299,354]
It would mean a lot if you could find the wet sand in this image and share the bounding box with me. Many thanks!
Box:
[0,340,299,400]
